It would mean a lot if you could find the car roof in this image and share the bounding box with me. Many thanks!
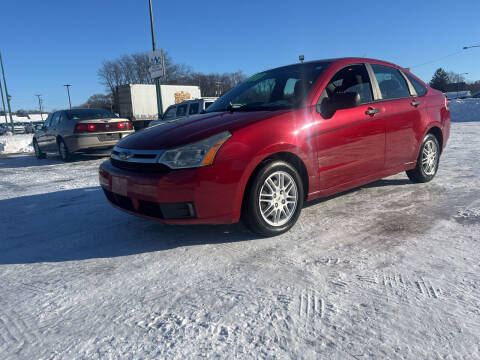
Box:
[266,57,407,73]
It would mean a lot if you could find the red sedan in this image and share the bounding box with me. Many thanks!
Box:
[99,58,450,236]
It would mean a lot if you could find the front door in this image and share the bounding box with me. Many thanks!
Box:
[311,63,386,190]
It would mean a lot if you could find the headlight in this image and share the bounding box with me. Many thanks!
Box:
[158,131,232,169]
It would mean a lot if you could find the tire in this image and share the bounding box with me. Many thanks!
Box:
[57,138,71,162]
[406,133,440,183]
[243,160,304,237]
[33,139,46,159]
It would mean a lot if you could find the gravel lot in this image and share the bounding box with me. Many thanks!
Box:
[0,122,479,359]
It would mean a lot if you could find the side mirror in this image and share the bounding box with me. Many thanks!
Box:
[319,91,360,117]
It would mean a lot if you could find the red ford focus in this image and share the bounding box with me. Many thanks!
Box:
[99,58,450,236]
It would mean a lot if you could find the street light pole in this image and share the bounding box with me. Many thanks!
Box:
[35,94,43,120]
[148,0,163,118]
[64,84,72,109]
[0,51,14,132]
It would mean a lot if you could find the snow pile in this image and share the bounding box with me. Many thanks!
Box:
[0,134,33,154]
[449,98,480,122]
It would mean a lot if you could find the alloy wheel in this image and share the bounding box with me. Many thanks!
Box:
[259,171,298,227]
[422,139,438,176]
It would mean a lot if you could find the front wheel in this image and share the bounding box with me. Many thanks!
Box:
[406,133,440,183]
[243,160,304,237]
[33,139,46,159]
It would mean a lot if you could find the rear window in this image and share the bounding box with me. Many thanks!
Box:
[66,109,116,120]
[405,73,427,96]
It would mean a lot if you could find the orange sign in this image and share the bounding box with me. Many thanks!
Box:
[174,92,191,104]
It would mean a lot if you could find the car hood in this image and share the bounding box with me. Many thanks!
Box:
[116,110,285,150]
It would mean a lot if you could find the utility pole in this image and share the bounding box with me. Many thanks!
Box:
[148,0,163,117]
[35,94,44,120]
[64,84,72,109]
[0,51,14,132]
[0,76,8,125]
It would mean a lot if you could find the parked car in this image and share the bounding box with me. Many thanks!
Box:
[148,98,218,127]
[33,108,135,161]
[471,91,480,98]
[99,57,450,236]
[13,123,26,134]
[25,121,44,134]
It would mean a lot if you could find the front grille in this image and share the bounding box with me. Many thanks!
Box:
[103,189,196,219]
[110,158,170,173]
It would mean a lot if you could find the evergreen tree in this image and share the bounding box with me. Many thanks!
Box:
[429,68,449,92]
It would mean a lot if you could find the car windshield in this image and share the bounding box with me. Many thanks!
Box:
[206,62,331,113]
[66,109,117,120]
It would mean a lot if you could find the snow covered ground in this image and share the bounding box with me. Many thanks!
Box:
[1,124,479,358]
[0,134,33,154]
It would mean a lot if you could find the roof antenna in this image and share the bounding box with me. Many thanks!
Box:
[299,55,304,63]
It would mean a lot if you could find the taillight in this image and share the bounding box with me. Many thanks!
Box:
[117,122,125,130]
[75,124,87,132]
[126,121,133,130]
[75,123,97,132]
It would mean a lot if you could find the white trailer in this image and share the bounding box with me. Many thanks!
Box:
[118,84,201,128]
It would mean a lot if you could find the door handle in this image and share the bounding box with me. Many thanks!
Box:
[411,100,421,107]
[365,107,379,116]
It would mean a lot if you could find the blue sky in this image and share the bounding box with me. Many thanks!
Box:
[1,0,479,112]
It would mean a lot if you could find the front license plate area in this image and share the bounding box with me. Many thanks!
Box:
[111,176,128,196]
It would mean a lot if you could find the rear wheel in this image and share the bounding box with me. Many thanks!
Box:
[406,133,440,183]
[57,138,71,161]
[33,139,46,159]
[243,160,304,237]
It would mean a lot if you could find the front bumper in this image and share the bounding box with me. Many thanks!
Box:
[98,158,246,224]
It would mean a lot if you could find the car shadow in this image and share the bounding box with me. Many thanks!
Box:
[0,186,255,265]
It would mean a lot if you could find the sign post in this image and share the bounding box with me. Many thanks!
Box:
[148,48,166,118]
[148,0,164,118]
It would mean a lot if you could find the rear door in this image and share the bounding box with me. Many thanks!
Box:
[312,63,386,189]
[44,111,60,151]
[369,64,422,168]
[36,114,52,150]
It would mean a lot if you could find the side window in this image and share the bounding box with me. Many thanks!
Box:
[405,73,427,96]
[50,112,60,128]
[176,104,187,117]
[43,114,52,128]
[328,64,373,104]
[58,112,68,124]
[163,106,176,120]
[188,102,200,115]
[204,102,214,109]
[371,64,410,100]
[317,64,373,117]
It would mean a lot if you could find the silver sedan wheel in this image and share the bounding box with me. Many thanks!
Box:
[34,141,40,156]
[422,139,438,176]
[59,142,67,159]
[259,171,298,227]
